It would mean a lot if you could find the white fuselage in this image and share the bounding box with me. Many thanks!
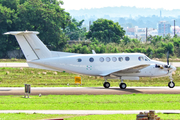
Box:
[28,53,176,78]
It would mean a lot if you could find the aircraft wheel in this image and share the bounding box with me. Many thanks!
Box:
[103,82,110,88]
[168,81,175,88]
[119,83,127,89]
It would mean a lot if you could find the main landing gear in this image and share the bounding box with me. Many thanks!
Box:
[168,76,175,88]
[103,77,127,89]
[103,82,110,88]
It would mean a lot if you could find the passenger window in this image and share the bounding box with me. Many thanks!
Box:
[125,57,130,61]
[138,56,144,61]
[77,58,82,62]
[118,57,123,62]
[106,57,111,62]
[89,57,94,62]
[112,57,117,62]
[99,57,104,62]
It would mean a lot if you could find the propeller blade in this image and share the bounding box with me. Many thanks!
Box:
[167,51,169,65]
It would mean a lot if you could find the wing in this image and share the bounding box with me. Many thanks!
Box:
[99,64,150,76]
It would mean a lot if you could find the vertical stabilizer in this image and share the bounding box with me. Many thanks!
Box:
[4,31,52,61]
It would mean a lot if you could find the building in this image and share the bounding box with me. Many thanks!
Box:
[125,26,158,42]
[171,26,180,35]
[158,21,171,36]
[126,27,136,35]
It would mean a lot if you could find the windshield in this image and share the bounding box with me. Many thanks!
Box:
[144,56,151,61]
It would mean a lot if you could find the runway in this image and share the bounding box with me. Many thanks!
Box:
[0,87,180,95]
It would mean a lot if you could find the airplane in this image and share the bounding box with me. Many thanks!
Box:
[4,31,176,89]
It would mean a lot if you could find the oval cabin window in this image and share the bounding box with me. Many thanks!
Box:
[112,57,117,62]
[77,58,82,62]
[118,57,123,62]
[106,57,111,62]
[89,57,94,62]
[99,57,104,62]
[125,57,130,61]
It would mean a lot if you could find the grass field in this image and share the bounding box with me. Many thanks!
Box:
[1,113,180,120]
[0,67,180,87]
[0,94,180,110]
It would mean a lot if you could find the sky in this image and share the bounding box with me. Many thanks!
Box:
[62,0,180,10]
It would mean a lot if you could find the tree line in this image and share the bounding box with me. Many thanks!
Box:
[0,0,86,57]
[1,0,180,59]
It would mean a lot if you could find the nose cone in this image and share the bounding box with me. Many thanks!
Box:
[170,65,176,72]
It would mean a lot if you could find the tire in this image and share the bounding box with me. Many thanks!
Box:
[103,82,110,88]
[168,81,175,88]
[119,83,127,89]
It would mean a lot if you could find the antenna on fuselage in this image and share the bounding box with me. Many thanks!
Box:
[92,50,96,54]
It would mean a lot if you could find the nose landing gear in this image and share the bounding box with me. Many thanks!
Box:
[168,76,175,88]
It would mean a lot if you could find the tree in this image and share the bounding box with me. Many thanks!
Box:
[166,42,174,54]
[0,0,18,10]
[15,0,71,51]
[150,36,162,45]
[86,18,125,43]
[64,18,87,40]
[0,4,16,57]
[123,36,131,45]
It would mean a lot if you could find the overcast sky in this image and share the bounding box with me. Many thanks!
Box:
[62,0,180,10]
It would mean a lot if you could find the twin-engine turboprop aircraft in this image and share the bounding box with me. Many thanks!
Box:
[5,31,176,89]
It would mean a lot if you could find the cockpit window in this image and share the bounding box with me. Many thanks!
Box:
[138,56,144,61]
[145,56,150,61]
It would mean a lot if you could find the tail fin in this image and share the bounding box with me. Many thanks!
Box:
[4,31,52,61]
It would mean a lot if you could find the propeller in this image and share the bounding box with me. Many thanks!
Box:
[166,51,173,73]
[158,51,170,69]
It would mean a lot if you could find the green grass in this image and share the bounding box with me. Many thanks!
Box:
[0,67,180,87]
[1,113,180,120]
[0,94,180,110]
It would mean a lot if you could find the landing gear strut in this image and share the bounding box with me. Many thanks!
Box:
[168,76,175,88]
